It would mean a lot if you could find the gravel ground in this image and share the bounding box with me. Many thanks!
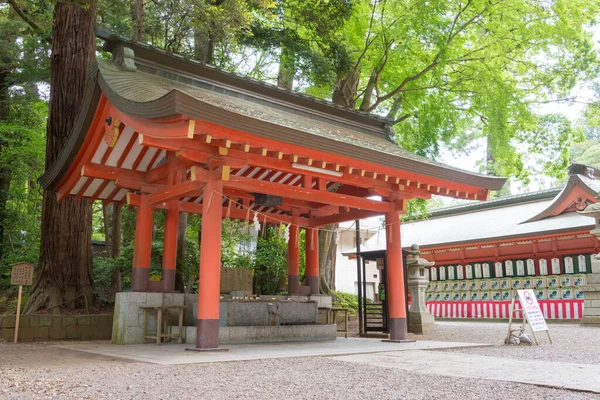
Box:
[339,316,600,364]
[1,321,600,400]
[408,321,600,365]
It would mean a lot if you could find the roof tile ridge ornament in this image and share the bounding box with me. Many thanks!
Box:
[568,163,597,180]
[111,45,137,72]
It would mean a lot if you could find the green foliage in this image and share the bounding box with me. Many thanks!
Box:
[332,290,358,312]
[0,100,46,268]
[252,226,288,294]
[331,0,599,180]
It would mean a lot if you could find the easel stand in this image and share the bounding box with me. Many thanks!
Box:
[506,288,552,345]
[13,285,23,344]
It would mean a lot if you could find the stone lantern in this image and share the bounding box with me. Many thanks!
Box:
[577,203,600,326]
[406,244,436,334]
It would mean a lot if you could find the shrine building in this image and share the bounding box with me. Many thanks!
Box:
[39,28,504,349]
[350,164,599,323]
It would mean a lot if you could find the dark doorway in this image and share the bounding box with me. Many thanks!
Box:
[355,249,410,336]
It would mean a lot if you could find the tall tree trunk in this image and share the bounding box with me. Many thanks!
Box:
[277,46,294,90]
[318,226,337,295]
[135,0,143,41]
[0,69,12,263]
[194,28,214,64]
[316,78,361,293]
[332,69,359,108]
[26,0,97,314]
[175,212,187,292]
[110,203,122,294]
[102,203,111,255]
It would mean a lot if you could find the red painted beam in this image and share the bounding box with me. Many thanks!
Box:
[141,137,432,197]
[191,119,492,198]
[81,163,145,182]
[310,210,384,227]
[126,193,310,225]
[190,166,392,213]
[145,180,204,206]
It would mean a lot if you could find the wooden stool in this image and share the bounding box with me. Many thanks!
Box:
[140,305,184,344]
[329,307,350,338]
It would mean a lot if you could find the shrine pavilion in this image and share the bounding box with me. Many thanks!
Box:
[39,28,504,349]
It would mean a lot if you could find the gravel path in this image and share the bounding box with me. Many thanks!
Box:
[1,321,600,399]
[410,321,600,365]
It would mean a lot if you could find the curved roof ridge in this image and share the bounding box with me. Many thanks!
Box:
[522,174,600,223]
[95,24,394,128]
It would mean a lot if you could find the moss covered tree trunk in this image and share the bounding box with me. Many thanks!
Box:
[26,0,97,313]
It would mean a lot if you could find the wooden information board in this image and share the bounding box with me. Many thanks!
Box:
[11,262,34,286]
[11,262,34,344]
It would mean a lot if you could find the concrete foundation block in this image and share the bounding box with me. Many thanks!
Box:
[409,311,436,335]
[181,324,337,345]
[308,295,332,308]
[62,316,77,327]
[18,316,29,328]
[48,324,67,340]
[33,327,49,340]
[2,328,15,341]
[28,316,39,327]
[117,292,147,304]
[123,326,144,344]
[18,328,34,340]
[585,307,600,316]
[65,325,80,339]
[279,302,318,325]
[145,293,163,307]
[225,302,269,326]
[1,316,16,328]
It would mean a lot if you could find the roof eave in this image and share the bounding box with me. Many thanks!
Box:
[38,62,103,190]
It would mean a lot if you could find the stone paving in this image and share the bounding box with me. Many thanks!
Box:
[330,349,600,394]
[57,337,487,365]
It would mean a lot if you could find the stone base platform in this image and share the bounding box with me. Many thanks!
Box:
[581,284,600,326]
[171,324,337,345]
[112,292,333,344]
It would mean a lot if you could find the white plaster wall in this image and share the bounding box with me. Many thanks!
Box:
[335,219,384,301]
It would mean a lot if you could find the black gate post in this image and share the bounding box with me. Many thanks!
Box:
[355,220,363,335]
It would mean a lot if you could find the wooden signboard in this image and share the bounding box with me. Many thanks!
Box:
[11,262,34,344]
[11,262,34,286]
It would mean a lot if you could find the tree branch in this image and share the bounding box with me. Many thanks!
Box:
[6,0,50,43]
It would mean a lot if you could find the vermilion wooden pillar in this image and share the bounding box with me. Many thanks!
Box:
[132,201,153,292]
[162,201,178,292]
[305,227,319,295]
[287,213,300,294]
[196,178,223,349]
[386,209,409,341]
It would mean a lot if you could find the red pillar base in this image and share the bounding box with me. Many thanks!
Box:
[131,267,149,292]
[186,347,229,353]
[388,317,410,341]
[305,276,320,295]
[196,319,220,349]
[288,275,299,294]
[162,269,176,292]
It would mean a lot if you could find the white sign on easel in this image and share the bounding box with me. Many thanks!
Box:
[517,289,548,332]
